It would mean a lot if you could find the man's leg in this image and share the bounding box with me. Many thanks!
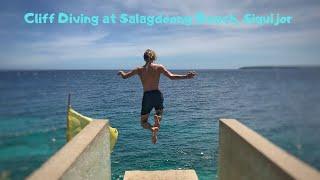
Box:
[141,114,158,144]
[140,114,152,130]
[154,109,163,128]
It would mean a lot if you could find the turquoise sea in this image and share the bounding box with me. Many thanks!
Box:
[0,69,319,180]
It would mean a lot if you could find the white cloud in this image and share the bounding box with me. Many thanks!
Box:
[2,26,319,68]
[1,0,320,69]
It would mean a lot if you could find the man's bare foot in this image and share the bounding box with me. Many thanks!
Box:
[151,127,159,144]
[154,115,161,128]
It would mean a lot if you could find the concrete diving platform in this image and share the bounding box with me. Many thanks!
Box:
[28,118,320,180]
[124,170,198,180]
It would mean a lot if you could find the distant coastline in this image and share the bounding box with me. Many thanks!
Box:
[239,66,320,70]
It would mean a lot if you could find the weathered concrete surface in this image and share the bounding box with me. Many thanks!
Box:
[124,170,198,180]
[219,119,320,180]
[27,120,111,180]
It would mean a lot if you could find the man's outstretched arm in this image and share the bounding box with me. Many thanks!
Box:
[160,65,196,80]
[117,68,139,79]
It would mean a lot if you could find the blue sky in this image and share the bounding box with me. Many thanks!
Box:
[0,0,320,69]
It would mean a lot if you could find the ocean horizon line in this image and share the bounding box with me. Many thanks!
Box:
[0,68,237,71]
[1,66,320,72]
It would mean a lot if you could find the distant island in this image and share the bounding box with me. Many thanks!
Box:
[239,66,320,70]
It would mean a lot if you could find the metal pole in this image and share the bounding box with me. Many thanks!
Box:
[66,93,71,140]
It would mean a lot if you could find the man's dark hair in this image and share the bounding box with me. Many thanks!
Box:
[144,49,157,62]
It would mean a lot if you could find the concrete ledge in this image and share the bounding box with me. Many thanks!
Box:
[27,120,111,180]
[124,170,198,180]
[219,119,320,180]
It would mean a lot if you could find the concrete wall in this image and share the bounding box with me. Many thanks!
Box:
[124,170,198,180]
[218,119,320,180]
[27,120,111,180]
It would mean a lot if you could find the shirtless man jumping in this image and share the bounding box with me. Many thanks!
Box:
[117,49,196,144]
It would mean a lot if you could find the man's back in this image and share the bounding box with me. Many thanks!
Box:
[138,63,162,92]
